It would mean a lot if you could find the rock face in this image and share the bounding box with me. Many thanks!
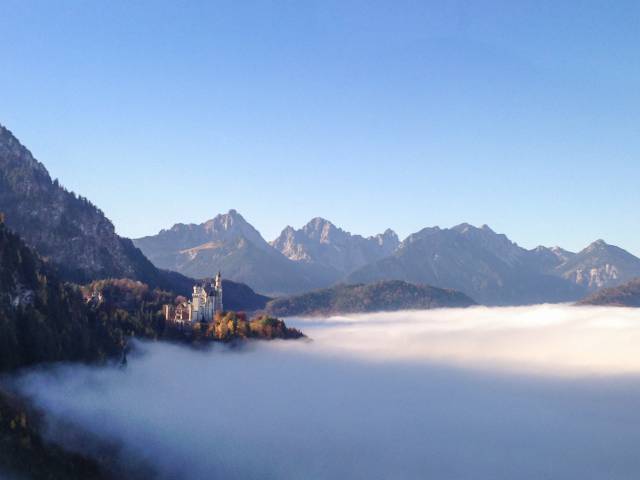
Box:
[264,280,476,317]
[271,218,399,274]
[578,277,640,307]
[134,210,339,296]
[554,240,640,290]
[0,124,189,293]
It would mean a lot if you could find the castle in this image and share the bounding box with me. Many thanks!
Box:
[163,272,223,325]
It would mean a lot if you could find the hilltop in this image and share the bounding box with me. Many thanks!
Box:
[264,280,475,317]
[578,278,640,307]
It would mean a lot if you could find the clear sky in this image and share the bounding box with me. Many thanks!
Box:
[1,1,639,255]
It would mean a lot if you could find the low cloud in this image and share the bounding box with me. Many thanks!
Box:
[12,305,640,479]
[288,304,640,374]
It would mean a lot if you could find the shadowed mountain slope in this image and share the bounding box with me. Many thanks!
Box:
[0,124,192,294]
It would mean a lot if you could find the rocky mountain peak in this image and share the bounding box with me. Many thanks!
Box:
[451,222,495,234]
[270,218,400,275]
[550,246,575,263]
[280,225,296,236]
[452,222,475,233]
[0,125,48,177]
[586,239,609,251]
[167,210,269,254]
[554,239,640,291]
[165,223,196,234]
[205,209,250,232]
[302,217,341,243]
[371,229,400,253]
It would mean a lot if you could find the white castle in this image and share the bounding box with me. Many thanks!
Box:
[164,272,223,324]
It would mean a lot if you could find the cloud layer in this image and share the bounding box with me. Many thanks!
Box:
[288,304,640,374]
[14,305,640,479]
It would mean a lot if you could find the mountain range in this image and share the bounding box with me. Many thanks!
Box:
[133,213,400,296]
[135,214,640,305]
[344,224,640,305]
[2,122,639,307]
[133,211,340,295]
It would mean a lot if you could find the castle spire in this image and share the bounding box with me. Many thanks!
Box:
[214,271,223,313]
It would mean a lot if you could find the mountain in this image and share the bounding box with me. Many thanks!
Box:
[0,124,192,294]
[135,209,272,265]
[137,209,640,305]
[264,280,475,317]
[554,240,640,291]
[134,210,338,296]
[271,217,399,275]
[521,245,575,273]
[221,279,271,311]
[578,278,640,307]
[346,224,586,305]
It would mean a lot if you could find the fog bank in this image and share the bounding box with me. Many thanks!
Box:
[287,304,640,374]
[13,305,640,479]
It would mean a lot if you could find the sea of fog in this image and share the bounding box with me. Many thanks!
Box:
[11,305,640,479]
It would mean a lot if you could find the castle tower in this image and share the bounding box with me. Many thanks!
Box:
[214,271,223,313]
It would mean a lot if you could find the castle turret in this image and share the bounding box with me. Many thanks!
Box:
[214,271,223,313]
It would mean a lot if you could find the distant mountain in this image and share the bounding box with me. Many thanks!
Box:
[578,278,640,307]
[271,217,399,275]
[136,209,272,264]
[522,245,575,273]
[0,124,191,294]
[554,240,640,291]
[134,210,338,296]
[138,211,640,305]
[264,280,475,317]
[221,279,271,312]
[346,224,586,305]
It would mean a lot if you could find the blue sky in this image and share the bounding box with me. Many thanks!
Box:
[1,1,639,254]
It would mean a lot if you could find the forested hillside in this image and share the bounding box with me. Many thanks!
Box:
[578,278,640,307]
[0,219,124,371]
[264,280,475,317]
